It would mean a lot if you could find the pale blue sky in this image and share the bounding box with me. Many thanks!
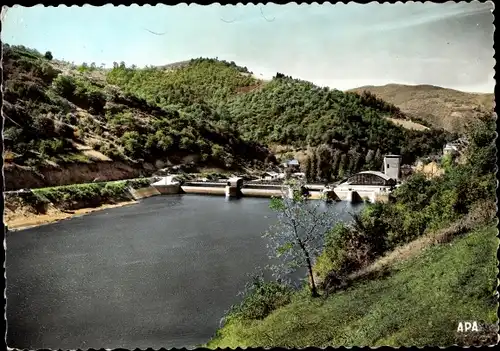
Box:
[2,2,495,92]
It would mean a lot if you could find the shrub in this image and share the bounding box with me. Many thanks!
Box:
[120,131,143,158]
[315,223,352,281]
[32,116,56,137]
[52,74,77,98]
[44,51,53,60]
[227,274,293,321]
[316,204,392,293]
[38,138,66,155]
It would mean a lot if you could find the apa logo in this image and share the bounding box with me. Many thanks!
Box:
[457,321,479,332]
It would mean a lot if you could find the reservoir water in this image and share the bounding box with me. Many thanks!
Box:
[6,195,361,349]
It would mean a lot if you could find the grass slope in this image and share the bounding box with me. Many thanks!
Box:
[348,84,494,134]
[207,225,498,348]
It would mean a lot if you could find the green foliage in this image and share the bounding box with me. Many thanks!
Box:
[316,208,388,284]
[316,113,496,288]
[44,51,53,60]
[52,74,77,97]
[207,225,498,348]
[105,56,450,171]
[226,274,294,322]
[3,45,272,170]
[52,74,106,114]
[31,179,142,210]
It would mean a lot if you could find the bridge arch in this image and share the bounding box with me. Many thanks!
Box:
[344,171,396,186]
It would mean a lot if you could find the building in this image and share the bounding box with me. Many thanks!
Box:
[332,155,402,203]
[383,154,402,181]
[443,143,459,156]
[338,171,396,188]
[262,171,280,181]
[282,159,300,171]
[292,172,306,180]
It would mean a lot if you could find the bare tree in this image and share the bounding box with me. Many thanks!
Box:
[263,181,340,297]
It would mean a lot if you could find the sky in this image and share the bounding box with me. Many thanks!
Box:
[2,2,495,93]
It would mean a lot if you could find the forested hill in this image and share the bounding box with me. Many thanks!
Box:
[106,61,453,172]
[4,44,453,187]
[3,46,273,175]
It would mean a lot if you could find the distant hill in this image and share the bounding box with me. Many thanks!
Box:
[348,84,494,134]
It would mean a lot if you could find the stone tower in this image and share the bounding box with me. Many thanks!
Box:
[383,155,402,181]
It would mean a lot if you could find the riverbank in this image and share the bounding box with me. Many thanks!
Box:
[5,200,138,231]
[4,179,153,231]
[206,224,498,348]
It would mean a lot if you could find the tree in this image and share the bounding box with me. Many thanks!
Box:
[303,155,313,182]
[316,144,333,183]
[44,51,53,60]
[331,150,342,179]
[310,149,319,182]
[338,154,348,179]
[264,182,340,297]
[374,148,383,171]
[365,149,375,169]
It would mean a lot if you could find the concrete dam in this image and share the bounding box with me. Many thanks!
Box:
[129,176,393,204]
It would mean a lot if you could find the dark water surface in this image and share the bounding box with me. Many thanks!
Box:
[6,195,360,349]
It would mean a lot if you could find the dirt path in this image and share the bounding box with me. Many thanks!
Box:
[5,201,138,231]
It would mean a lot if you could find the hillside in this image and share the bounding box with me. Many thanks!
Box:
[348,84,494,133]
[4,44,453,190]
[207,111,497,348]
[3,45,274,190]
[207,225,498,347]
[105,66,453,176]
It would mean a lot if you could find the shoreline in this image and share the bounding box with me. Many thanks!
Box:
[5,200,138,232]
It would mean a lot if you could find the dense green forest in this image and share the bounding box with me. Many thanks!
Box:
[3,45,273,170]
[106,59,453,178]
[4,44,453,179]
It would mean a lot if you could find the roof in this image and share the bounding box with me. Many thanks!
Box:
[355,171,393,181]
[284,159,300,165]
[384,154,402,158]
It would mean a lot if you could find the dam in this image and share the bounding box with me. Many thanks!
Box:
[134,177,394,204]
[128,155,402,203]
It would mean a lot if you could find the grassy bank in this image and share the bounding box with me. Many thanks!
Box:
[207,224,498,348]
[8,178,153,212]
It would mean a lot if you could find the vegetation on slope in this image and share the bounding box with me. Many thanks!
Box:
[208,225,497,348]
[3,44,274,173]
[4,44,460,189]
[208,111,497,347]
[5,178,153,214]
[348,84,495,133]
[106,64,454,176]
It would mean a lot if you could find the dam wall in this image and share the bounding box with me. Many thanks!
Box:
[240,188,283,198]
[333,190,390,203]
[181,186,227,196]
[129,186,161,200]
[154,184,181,195]
[144,177,394,203]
